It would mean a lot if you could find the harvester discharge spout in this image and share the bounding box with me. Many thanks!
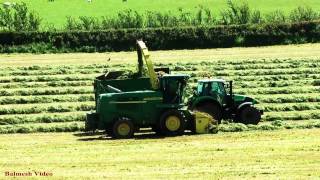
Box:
[136,40,159,90]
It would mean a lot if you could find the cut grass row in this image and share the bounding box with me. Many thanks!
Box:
[0,121,84,134]
[259,102,320,112]
[0,101,94,116]
[0,112,86,125]
[0,78,318,91]
[1,92,320,106]
[216,68,320,76]
[188,81,319,93]
[234,80,319,88]
[254,93,320,103]
[1,73,319,86]
[235,86,319,95]
[1,64,319,78]
[0,108,319,126]
[0,68,103,77]
[0,81,92,89]
[0,119,319,134]
[1,100,319,117]
[1,85,318,97]
[0,86,92,96]
[0,57,318,72]
[191,72,320,80]
[1,61,319,76]
[0,94,94,105]
[0,74,99,83]
[264,110,320,121]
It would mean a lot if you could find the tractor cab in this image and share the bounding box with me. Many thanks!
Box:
[160,74,189,104]
[196,79,231,106]
[197,79,227,96]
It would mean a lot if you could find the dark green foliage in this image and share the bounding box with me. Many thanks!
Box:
[61,2,319,30]
[0,21,319,53]
[265,10,287,23]
[289,6,320,22]
[0,2,41,31]
[0,2,319,53]
[220,0,251,25]
[250,10,263,24]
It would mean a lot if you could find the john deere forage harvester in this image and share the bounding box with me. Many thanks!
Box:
[85,40,216,138]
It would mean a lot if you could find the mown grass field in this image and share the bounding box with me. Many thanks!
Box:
[0,43,320,133]
[1,0,320,27]
[0,129,319,179]
[0,43,320,178]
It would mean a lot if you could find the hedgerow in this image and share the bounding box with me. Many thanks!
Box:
[0,21,319,53]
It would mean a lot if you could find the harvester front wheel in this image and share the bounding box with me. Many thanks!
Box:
[195,103,222,124]
[112,118,135,139]
[159,110,186,136]
[238,106,261,125]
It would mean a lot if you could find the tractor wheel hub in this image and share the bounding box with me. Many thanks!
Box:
[118,123,130,136]
[165,116,180,131]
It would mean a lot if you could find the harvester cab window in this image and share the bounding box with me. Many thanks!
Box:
[211,82,220,93]
[218,82,226,96]
[162,78,180,104]
[197,82,204,94]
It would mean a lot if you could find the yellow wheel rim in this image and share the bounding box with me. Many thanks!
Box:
[165,116,181,131]
[117,123,130,136]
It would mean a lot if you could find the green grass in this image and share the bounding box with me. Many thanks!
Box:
[0,129,319,179]
[1,0,320,28]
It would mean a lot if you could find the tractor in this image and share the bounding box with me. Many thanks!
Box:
[189,79,263,125]
[85,40,216,138]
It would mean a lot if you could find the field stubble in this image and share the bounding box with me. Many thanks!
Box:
[0,129,319,179]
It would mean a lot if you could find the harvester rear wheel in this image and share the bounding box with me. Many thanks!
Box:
[112,118,135,139]
[159,110,186,136]
[238,106,261,125]
[194,103,222,124]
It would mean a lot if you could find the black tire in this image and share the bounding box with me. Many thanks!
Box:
[194,103,222,124]
[239,106,261,125]
[159,109,186,136]
[111,118,135,139]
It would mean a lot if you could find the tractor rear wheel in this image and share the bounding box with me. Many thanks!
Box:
[194,103,222,124]
[111,118,135,139]
[159,110,186,136]
[238,106,261,125]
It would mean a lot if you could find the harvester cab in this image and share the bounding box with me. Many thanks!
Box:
[190,79,263,125]
[160,75,189,104]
